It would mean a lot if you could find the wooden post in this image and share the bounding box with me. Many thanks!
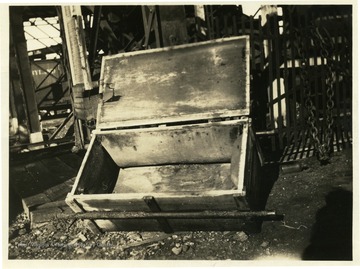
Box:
[61,6,92,91]
[10,7,43,146]
[157,6,188,46]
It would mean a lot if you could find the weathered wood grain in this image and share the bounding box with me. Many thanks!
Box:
[98,36,249,128]
[99,121,243,167]
[113,163,235,194]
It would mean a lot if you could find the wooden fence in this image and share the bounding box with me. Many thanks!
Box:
[204,5,352,161]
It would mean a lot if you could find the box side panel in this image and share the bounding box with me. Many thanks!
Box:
[98,37,249,128]
[74,193,248,212]
[99,122,243,167]
[73,137,119,195]
[113,163,234,194]
[244,127,264,211]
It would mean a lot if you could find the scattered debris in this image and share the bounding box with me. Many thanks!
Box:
[233,231,248,242]
[77,233,87,242]
[171,245,182,255]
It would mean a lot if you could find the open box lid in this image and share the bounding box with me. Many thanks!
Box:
[97,36,250,129]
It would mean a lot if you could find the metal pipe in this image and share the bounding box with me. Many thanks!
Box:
[53,210,283,221]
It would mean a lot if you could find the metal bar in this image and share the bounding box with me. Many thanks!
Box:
[37,73,66,107]
[249,16,255,70]
[258,15,265,70]
[49,111,74,140]
[10,136,74,149]
[143,196,173,233]
[288,11,298,145]
[333,12,342,153]
[266,15,276,150]
[89,6,102,74]
[33,61,61,91]
[282,11,291,148]
[299,13,307,149]
[273,15,284,149]
[23,29,60,56]
[52,210,283,221]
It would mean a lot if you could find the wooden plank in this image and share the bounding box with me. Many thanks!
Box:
[99,121,243,167]
[98,37,250,128]
[40,156,77,183]
[75,193,247,212]
[43,180,74,202]
[9,165,51,216]
[56,152,83,171]
[30,206,73,226]
[113,163,235,194]
[25,160,67,190]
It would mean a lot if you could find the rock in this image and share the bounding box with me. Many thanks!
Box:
[78,233,87,242]
[265,248,271,255]
[182,233,193,241]
[260,241,270,248]
[18,228,27,236]
[76,248,85,255]
[128,232,142,242]
[34,230,41,236]
[69,237,80,245]
[60,235,67,241]
[233,231,248,242]
[182,244,190,252]
[172,234,178,240]
[175,242,181,248]
[171,246,182,255]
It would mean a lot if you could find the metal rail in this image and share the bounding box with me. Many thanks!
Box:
[53,210,284,221]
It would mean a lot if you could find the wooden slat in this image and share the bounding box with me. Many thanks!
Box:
[75,193,246,212]
[56,152,83,171]
[289,11,299,145]
[98,121,243,167]
[298,14,307,149]
[40,156,77,182]
[273,15,283,148]
[113,163,235,194]
[266,15,276,150]
[98,37,250,128]
[282,12,291,147]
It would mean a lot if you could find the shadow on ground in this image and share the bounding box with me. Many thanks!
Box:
[302,188,352,260]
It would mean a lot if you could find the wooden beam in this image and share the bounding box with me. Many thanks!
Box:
[157,5,188,47]
[10,7,43,144]
[61,6,92,90]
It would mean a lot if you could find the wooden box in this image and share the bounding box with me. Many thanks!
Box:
[66,36,266,232]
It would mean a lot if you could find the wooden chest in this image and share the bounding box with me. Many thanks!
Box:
[66,36,269,232]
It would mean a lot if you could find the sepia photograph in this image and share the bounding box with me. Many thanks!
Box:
[2,2,358,266]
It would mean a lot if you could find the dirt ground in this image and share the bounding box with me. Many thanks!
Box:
[7,147,354,262]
